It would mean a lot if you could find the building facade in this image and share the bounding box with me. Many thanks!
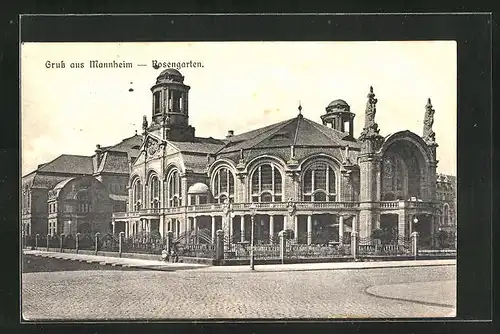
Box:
[109,69,452,248]
[21,135,142,236]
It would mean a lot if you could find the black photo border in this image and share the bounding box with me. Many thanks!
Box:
[1,9,493,334]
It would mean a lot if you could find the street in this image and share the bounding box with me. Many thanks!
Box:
[21,256,456,320]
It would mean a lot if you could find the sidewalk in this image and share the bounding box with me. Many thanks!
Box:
[182,259,456,273]
[23,250,208,271]
[24,250,455,273]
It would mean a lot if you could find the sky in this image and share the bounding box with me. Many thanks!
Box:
[21,41,457,176]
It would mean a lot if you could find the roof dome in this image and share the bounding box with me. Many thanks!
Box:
[188,182,210,195]
[326,99,351,113]
[328,99,349,108]
[159,68,182,77]
[156,68,184,83]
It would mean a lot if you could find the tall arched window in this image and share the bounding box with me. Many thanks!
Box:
[382,154,407,200]
[77,191,91,213]
[149,174,160,208]
[167,170,182,207]
[251,164,283,202]
[132,178,142,211]
[302,162,336,202]
[212,167,235,203]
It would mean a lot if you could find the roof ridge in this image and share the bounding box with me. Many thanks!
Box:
[247,118,298,150]
[305,118,350,145]
[219,117,297,154]
[292,115,302,145]
[215,117,294,154]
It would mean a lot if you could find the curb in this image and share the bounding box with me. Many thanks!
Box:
[24,252,204,272]
[363,284,455,309]
[182,262,456,273]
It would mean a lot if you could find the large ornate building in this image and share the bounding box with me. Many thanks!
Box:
[22,69,456,248]
[110,68,449,247]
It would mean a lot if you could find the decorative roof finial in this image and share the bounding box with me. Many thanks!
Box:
[298,101,302,114]
[142,115,148,131]
[135,129,138,135]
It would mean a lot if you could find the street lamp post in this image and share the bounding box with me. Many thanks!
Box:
[249,203,257,271]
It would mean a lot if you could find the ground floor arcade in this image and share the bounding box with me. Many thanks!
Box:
[112,208,442,248]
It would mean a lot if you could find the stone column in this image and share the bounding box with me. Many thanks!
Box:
[229,216,233,240]
[294,215,299,243]
[240,215,245,242]
[112,221,116,235]
[269,215,274,244]
[397,211,406,245]
[211,216,216,243]
[159,215,164,238]
[193,216,198,244]
[307,215,312,245]
[339,215,344,244]
[125,221,129,238]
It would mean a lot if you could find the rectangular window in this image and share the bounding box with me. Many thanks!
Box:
[261,165,273,191]
[199,196,207,205]
[315,166,327,190]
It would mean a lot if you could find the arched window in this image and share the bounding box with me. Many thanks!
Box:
[132,178,142,211]
[443,203,450,225]
[167,170,182,207]
[153,91,161,114]
[77,191,91,213]
[212,167,235,203]
[302,162,336,202]
[149,174,160,208]
[251,164,283,202]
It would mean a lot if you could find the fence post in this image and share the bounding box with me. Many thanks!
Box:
[215,230,224,262]
[46,235,50,252]
[411,231,419,259]
[35,234,39,250]
[165,231,173,255]
[75,233,80,254]
[94,232,100,255]
[119,232,124,258]
[59,234,65,253]
[351,231,359,261]
[278,230,286,265]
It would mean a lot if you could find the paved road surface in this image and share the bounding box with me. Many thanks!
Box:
[22,262,456,320]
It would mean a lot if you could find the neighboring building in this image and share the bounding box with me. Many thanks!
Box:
[21,135,142,236]
[436,173,457,236]
[108,69,448,248]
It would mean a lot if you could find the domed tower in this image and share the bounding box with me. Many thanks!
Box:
[149,68,195,141]
[320,99,355,139]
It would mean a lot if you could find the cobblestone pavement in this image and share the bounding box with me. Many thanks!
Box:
[22,265,456,320]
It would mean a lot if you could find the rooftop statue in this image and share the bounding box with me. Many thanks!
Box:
[423,98,436,144]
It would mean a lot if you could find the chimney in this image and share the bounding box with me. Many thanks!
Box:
[226,130,234,138]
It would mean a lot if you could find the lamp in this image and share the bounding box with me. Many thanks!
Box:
[249,203,257,271]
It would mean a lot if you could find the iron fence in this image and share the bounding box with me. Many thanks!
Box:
[121,236,165,255]
[175,243,216,258]
[287,243,351,258]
